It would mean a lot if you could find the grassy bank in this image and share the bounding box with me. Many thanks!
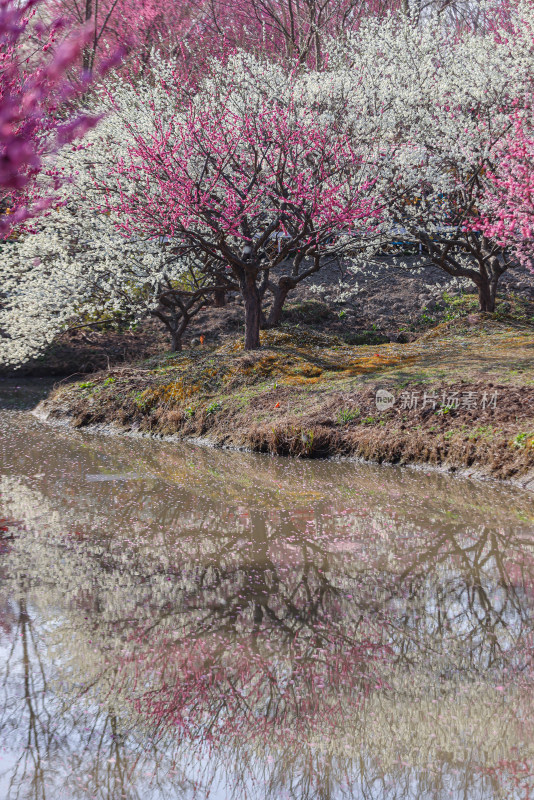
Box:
[37,314,534,488]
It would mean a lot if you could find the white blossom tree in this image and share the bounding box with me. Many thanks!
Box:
[319,0,534,310]
[0,173,232,365]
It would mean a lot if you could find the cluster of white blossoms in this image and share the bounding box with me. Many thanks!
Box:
[1,0,532,364]
[0,135,195,365]
[325,1,534,222]
[0,201,191,364]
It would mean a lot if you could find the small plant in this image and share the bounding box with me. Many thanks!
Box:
[103,377,116,387]
[78,381,94,390]
[362,416,376,425]
[441,290,479,322]
[512,432,533,449]
[133,392,149,410]
[420,307,435,325]
[300,430,314,452]
[336,407,360,425]
[206,401,222,415]
[467,425,496,440]
[185,406,195,418]
[338,310,347,320]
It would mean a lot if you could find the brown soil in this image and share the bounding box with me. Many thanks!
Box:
[37,317,534,489]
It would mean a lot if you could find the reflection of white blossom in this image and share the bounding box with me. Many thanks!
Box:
[2,466,534,800]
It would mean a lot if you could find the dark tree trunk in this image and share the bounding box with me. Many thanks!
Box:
[82,0,93,73]
[266,278,294,328]
[241,275,262,350]
[213,287,226,308]
[477,276,497,312]
[476,243,503,312]
[170,331,183,351]
[170,315,191,352]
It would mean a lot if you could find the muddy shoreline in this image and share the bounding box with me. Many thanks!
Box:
[32,318,534,492]
[32,403,534,494]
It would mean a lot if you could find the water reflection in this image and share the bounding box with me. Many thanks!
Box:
[1,396,534,799]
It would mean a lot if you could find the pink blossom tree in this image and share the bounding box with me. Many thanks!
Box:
[475,102,534,274]
[0,0,104,236]
[102,91,380,349]
[48,0,209,74]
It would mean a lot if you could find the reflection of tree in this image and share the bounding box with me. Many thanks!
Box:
[1,592,50,800]
[2,442,534,799]
[373,524,534,676]
[0,585,205,800]
[0,518,201,799]
[122,515,384,750]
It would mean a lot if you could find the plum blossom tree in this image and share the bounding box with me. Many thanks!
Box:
[0,48,386,362]
[0,0,104,236]
[148,258,229,352]
[5,3,533,365]
[321,0,534,310]
[0,181,233,363]
[474,100,534,274]
[44,0,483,80]
[205,0,402,67]
[0,56,232,364]
[47,0,211,74]
[190,0,480,68]
[97,60,382,349]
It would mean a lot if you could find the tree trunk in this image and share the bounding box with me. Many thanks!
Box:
[213,287,226,308]
[266,280,293,328]
[170,331,183,351]
[477,277,497,312]
[82,0,93,73]
[241,275,262,350]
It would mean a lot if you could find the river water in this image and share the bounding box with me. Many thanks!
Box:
[1,380,534,800]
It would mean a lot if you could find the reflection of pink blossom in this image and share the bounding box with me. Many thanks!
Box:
[122,630,388,747]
